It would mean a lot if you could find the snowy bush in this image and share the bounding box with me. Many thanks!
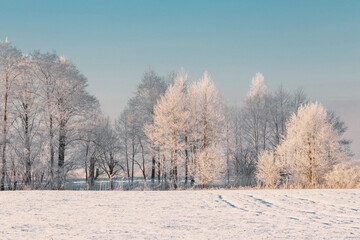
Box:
[325,162,360,188]
[256,150,281,188]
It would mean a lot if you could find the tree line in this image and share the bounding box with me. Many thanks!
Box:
[0,40,358,190]
[0,40,98,190]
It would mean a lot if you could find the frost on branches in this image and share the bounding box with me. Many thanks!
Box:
[187,72,225,188]
[257,102,348,188]
[0,40,99,190]
[256,150,281,188]
[0,39,357,190]
[145,70,188,189]
[146,70,225,189]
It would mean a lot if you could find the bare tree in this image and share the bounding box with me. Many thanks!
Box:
[96,118,123,190]
[239,73,269,185]
[128,69,167,185]
[12,56,42,187]
[58,58,94,188]
[116,107,141,186]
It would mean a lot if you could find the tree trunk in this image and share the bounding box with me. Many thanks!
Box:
[139,139,146,181]
[226,131,230,185]
[13,168,17,190]
[1,83,9,191]
[184,136,189,189]
[191,177,195,187]
[174,165,178,189]
[57,120,66,189]
[109,175,113,190]
[157,160,161,183]
[89,156,96,188]
[1,135,7,191]
[84,140,89,188]
[24,111,31,186]
[125,139,130,185]
[131,144,135,184]
[151,155,155,184]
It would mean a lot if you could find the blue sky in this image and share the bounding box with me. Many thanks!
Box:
[1,0,359,157]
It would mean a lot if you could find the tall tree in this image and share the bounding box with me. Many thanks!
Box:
[77,97,101,189]
[116,107,141,186]
[268,86,291,147]
[52,57,92,189]
[31,51,60,188]
[0,40,22,190]
[239,73,269,185]
[145,70,188,189]
[187,72,225,187]
[128,69,167,185]
[12,56,42,187]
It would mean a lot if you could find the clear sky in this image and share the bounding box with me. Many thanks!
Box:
[1,0,359,158]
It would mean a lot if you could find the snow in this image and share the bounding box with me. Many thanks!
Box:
[0,189,359,239]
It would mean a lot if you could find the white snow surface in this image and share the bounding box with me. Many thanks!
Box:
[0,189,359,239]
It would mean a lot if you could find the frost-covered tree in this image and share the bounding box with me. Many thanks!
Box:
[0,40,22,190]
[238,73,269,185]
[243,72,269,153]
[12,56,43,187]
[187,72,225,187]
[31,51,60,188]
[145,70,188,189]
[31,52,96,189]
[223,104,236,185]
[277,102,345,187]
[146,70,225,188]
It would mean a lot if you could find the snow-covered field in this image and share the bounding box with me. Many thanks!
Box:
[0,190,359,239]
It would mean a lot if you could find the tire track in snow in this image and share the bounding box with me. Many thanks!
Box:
[228,190,360,231]
[247,195,273,207]
[217,194,249,212]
